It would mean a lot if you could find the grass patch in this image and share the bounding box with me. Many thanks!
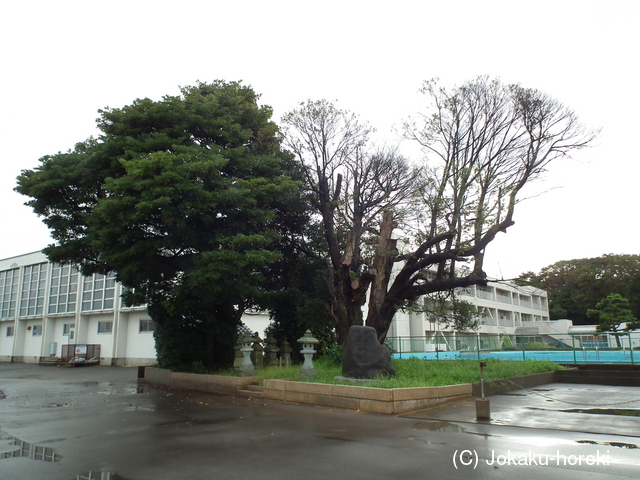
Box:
[250,357,563,388]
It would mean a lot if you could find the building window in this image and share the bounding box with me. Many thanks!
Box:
[82,272,116,311]
[476,285,494,301]
[62,323,76,340]
[20,263,47,317]
[32,325,43,336]
[496,289,512,304]
[49,264,79,314]
[519,294,532,308]
[139,319,155,333]
[6,326,14,337]
[0,268,19,319]
[97,321,113,334]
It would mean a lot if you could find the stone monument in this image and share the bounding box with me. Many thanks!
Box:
[342,325,396,379]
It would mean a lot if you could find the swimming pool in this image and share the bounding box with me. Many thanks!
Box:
[392,349,638,364]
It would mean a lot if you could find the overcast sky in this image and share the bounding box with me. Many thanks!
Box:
[1,0,638,278]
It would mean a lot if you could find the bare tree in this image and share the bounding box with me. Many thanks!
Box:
[366,77,598,342]
[282,100,420,343]
[284,79,597,344]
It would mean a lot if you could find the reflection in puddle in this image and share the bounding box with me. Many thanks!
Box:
[577,439,638,449]
[529,406,640,417]
[98,382,148,396]
[77,472,127,480]
[412,421,491,437]
[125,404,155,412]
[0,434,60,461]
[563,408,640,417]
[413,421,467,433]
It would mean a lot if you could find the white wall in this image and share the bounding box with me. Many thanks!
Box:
[84,313,116,359]
[124,311,156,364]
[0,320,15,358]
[21,320,43,361]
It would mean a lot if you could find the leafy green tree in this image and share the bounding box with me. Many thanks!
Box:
[587,293,639,347]
[588,294,638,333]
[16,81,302,368]
[517,254,640,324]
[422,293,482,333]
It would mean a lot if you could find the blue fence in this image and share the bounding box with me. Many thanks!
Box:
[388,332,640,364]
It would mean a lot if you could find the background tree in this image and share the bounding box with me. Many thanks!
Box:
[587,293,639,346]
[517,254,640,324]
[284,77,597,344]
[419,292,482,333]
[16,81,302,368]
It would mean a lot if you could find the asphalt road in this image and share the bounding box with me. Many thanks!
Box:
[1,363,639,480]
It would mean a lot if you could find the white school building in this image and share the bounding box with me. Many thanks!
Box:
[0,251,270,366]
[388,281,573,351]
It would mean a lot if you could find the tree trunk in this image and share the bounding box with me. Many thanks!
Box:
[365,211,397,343]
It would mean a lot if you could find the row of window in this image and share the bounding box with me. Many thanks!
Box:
[473,285,548,308]
[4,320,155,337]
[1,263,120,319]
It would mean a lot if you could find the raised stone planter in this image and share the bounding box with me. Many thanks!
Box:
[263,379,473,414]
[143,367,561,414]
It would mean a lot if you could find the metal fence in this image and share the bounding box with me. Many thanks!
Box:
[387,332,640,364]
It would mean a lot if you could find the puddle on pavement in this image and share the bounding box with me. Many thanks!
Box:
[413,421,467,433]
[97,382,148,396]
[562,408,640,417]
[125,404,155,412]
[0,433,60,462]
[321,436,358,442]
[528,406,640,417]
[412,421,492,437]
[77,472,127,480]
[577,439,638,449]
[401,435,447,445]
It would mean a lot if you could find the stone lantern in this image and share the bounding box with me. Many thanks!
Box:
[297,330,319,379]
[238,333,256,377]
[251,332,264,369]
[279,338,293,367]
[264,330,279,367]
[233,336,244,370]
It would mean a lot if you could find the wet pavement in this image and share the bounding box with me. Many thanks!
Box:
[402,383,640,437]
[1,363,639,479]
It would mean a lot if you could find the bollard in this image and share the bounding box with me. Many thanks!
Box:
[476,361,491,420]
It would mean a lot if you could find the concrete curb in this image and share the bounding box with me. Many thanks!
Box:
[144,367,259,395]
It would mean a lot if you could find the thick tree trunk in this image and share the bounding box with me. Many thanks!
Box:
[365,211,397,343]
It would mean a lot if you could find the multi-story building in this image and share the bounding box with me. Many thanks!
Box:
[388,281,572,351]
